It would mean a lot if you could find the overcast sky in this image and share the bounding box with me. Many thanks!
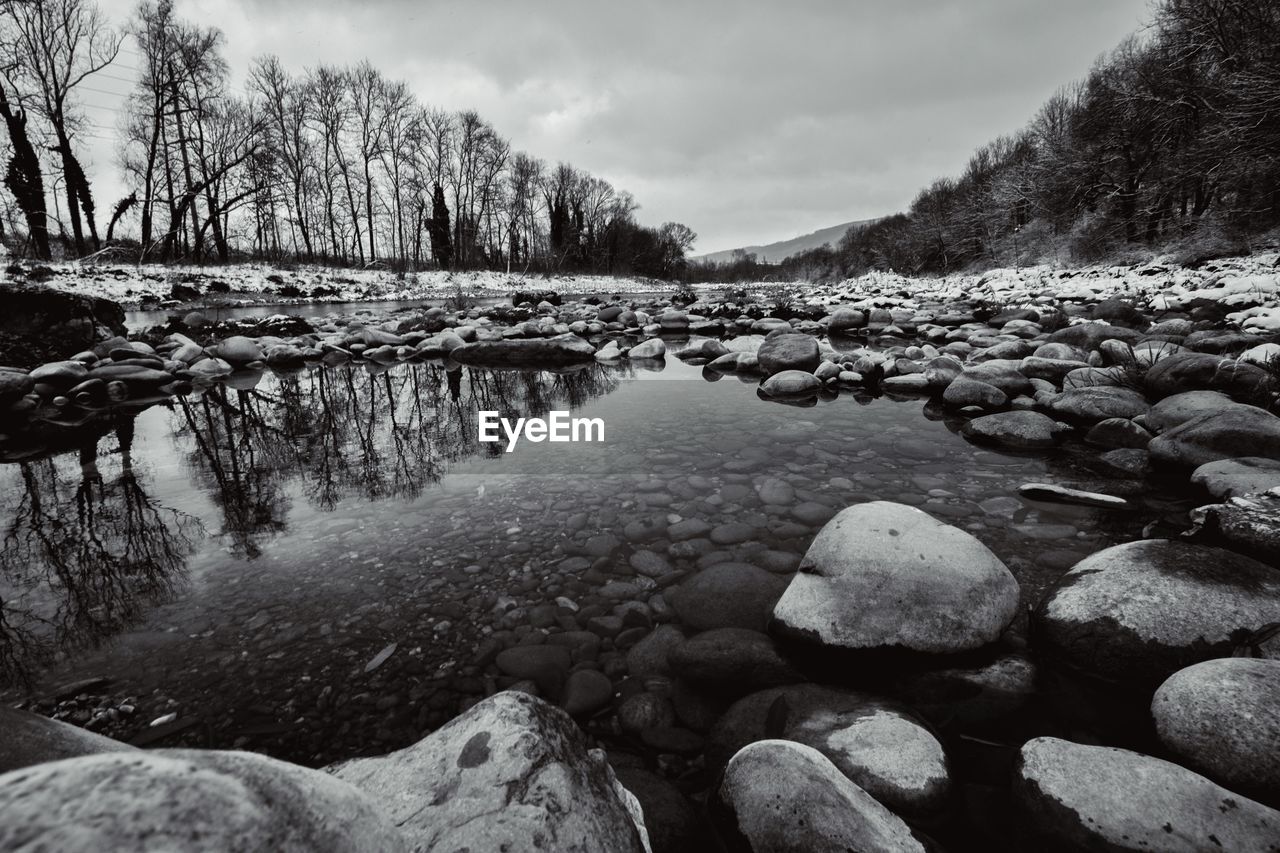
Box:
[82,0,1152,254]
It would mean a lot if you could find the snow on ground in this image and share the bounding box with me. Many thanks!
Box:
[9,260,680,307]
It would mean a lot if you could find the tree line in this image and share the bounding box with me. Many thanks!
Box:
[696,0,1280,282]
[0,0,697,277]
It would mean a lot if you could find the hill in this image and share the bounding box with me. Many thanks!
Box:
[696,218,879,264]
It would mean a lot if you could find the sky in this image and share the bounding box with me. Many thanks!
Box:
[77,0,1153,255]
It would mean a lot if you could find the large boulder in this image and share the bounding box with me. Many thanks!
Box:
[1014,737,1280,852]
[331,691,648,852]
[771,502,1019,656]
[449,336,597,366]
[712,740,929,853]
[0,706,136,774]
[1032,540,1280,687]
[958,361,1033,397]
[1046,322,1143,351]
[1046,386,1150,423]
[1145,351,1272,400]
[1191,457,1280,499]
[942,376,1007,410]
[961,411,1070,449]
[758,370,821,398]
[1149,405,1280,468]
[1145,390,1236,432]
[1153,658,1280,808]
[667,628,803,692]
[827,308,866,332]
[756,332,820,376]
[0,749,406,853]
[213,335,266,365]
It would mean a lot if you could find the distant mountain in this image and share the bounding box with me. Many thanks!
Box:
[696,218,879,264]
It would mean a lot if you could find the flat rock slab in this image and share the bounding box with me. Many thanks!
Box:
[449,337,596,366]
[1018,483,1129,508]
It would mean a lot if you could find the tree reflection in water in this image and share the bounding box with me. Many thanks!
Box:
[0,413,201,686]
[0,360,623,687]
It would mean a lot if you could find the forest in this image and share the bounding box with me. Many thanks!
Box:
[693,0,1280,283]
[0,0,698,277]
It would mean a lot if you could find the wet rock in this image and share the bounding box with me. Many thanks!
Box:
[618,692,676,735]
[1046,323,1143,351]
[1085,416,1153,448]
[712,740,928,853]
[758,369,821,398]
[827,308,867,332]
[450,336,596,366]
[625,624,686,679]
[668,563,788,632]
[1032,540,1280,687]
[0,706,136,774]
[613,767,704,853]
[628,338,666,360]
[772,502,1019,655]
[961,411,1070,448]
[332,691,648,852]
[1187,491,1280,565]
[1047,386,1150,423]
[495,645,573,697]
[757,333,820,376]
[1017,483,1129,508]
[886,652,1037,727]
[667,628,802,691]
[942,376,1006,409]
[1145,351,1272,400]
[1014,736,1280,853]
[562,669,615,717]
[1149,405,1280,467]
[0,749,406,853]
[214,335,265,365]
[629,550,676,579]
[1145,389,1236,432]
[1153,658,1280,808]
[1191,457,1280,499]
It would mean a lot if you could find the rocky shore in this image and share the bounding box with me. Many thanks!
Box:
[2,252,1280,850]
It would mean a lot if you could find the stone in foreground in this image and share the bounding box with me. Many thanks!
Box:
[771,501,1019,655]
[0,749,406,852]
[1152,658,1280,809]
[331,690,649,853]
[713,740,929,853]
[1032,540,1280,686]
[0,705,137,774]
[1014,737,1280,852]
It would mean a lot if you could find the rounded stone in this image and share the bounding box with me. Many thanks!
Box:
[757,333,820,376]
[668,563,789,632]
[1152,658,1280,808]
[771,501,1019,655]
[1191,457,1280,499]
[962,411,1070,449]
[667,628,802,691]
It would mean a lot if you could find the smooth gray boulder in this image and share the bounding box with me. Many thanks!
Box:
[330,690,649,853]
[961,411,1070,448]
[1145,390,1236,432]
[1014,737,1280,852]
[713,740,929,853]
[758,369,821,398]
[1047,385,1150,423]
[449,336,597,366]
[1149,405,1280,468]
[0,749,407,853]
[772,502,1019,655]
[1032,540,1280,686]
[1152,658,1280,808]
[1191,456,1280,499]
[757,332,820,376]
[0,705,136,774]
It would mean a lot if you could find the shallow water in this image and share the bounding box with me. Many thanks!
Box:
[0,348,1195,766]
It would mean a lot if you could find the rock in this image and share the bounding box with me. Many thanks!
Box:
[214,335,265,365]
[495,645,573,697]
[1014,736,1280,853]
[1046,322,1143,351]
[962,411,1070,448]
[613,767,704,853]
[667,628,802,691]
[758,370,821,398]
[1032,540,1280,686]
[0,369,34,403]
[1145,390,1236,432]
[629,549,676,578]
[1192,457,1280,499]
[1149,405,1280,467]
[959,361,1033,397]
[628,338,666,360]
[1153,658,1280,808]
[943,376,1007,409]
[772,501,1019,656]
[827,308,867,332]
[562,669,615,717]
[886,652,1037,727]
[668,563,789,632]
[757,333,820,376]
[712,740,928,853]
[1187,491,1280,566]
[0,749,406,853]
[450,336,597,366]
[1085,417,1152,448]
[1017,483,1129,508]
[1019,356,1089,383]
[0,283,127,369]
[0,706,136,774]
[1047,386,1150,423]
[1146,351,1272,400]
[333,691,647,852]
[625,624,686,679]
[595,340,622,361]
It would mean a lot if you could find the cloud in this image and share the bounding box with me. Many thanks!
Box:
[79,0,1150,254]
